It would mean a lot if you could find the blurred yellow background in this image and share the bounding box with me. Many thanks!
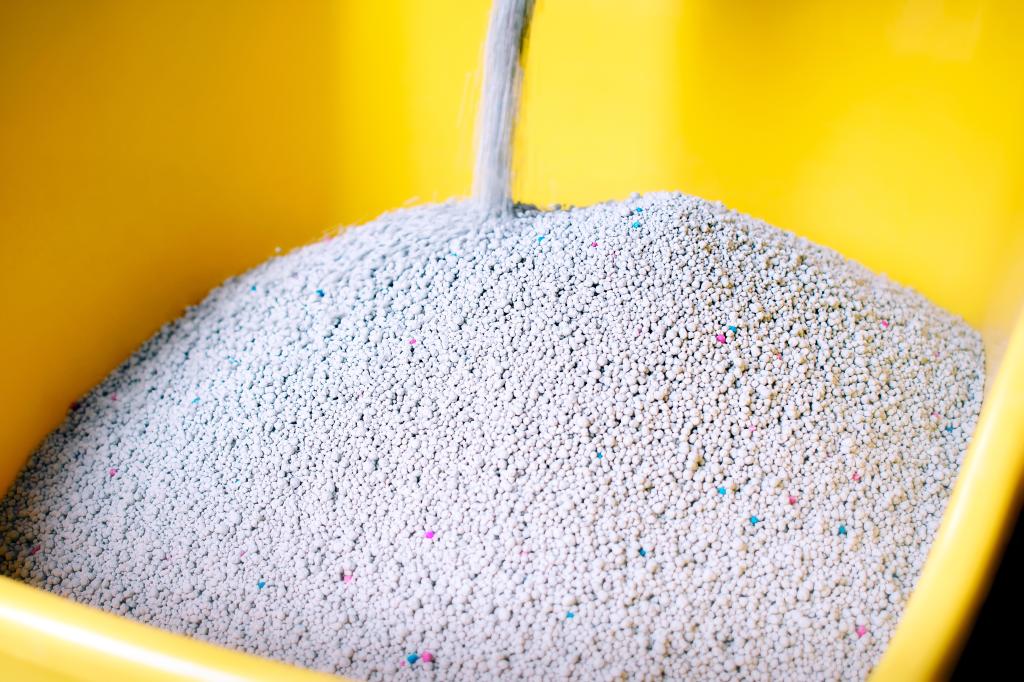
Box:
[0,1,1022,678]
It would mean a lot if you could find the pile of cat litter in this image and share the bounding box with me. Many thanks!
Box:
[0,192,984,680]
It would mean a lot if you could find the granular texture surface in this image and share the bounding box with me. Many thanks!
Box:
[0,193,985,680]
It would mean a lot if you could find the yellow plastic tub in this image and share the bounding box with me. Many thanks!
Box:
[1,1,1022,679]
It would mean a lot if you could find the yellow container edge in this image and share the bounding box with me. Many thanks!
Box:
[873,313,1024,679]
[0,577,339,681]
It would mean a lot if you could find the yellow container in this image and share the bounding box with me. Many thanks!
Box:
[1,1,1022,679]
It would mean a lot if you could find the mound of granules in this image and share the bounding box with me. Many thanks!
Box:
[0,192,984,680]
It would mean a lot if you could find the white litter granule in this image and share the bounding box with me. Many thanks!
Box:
[0,192,984,680]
